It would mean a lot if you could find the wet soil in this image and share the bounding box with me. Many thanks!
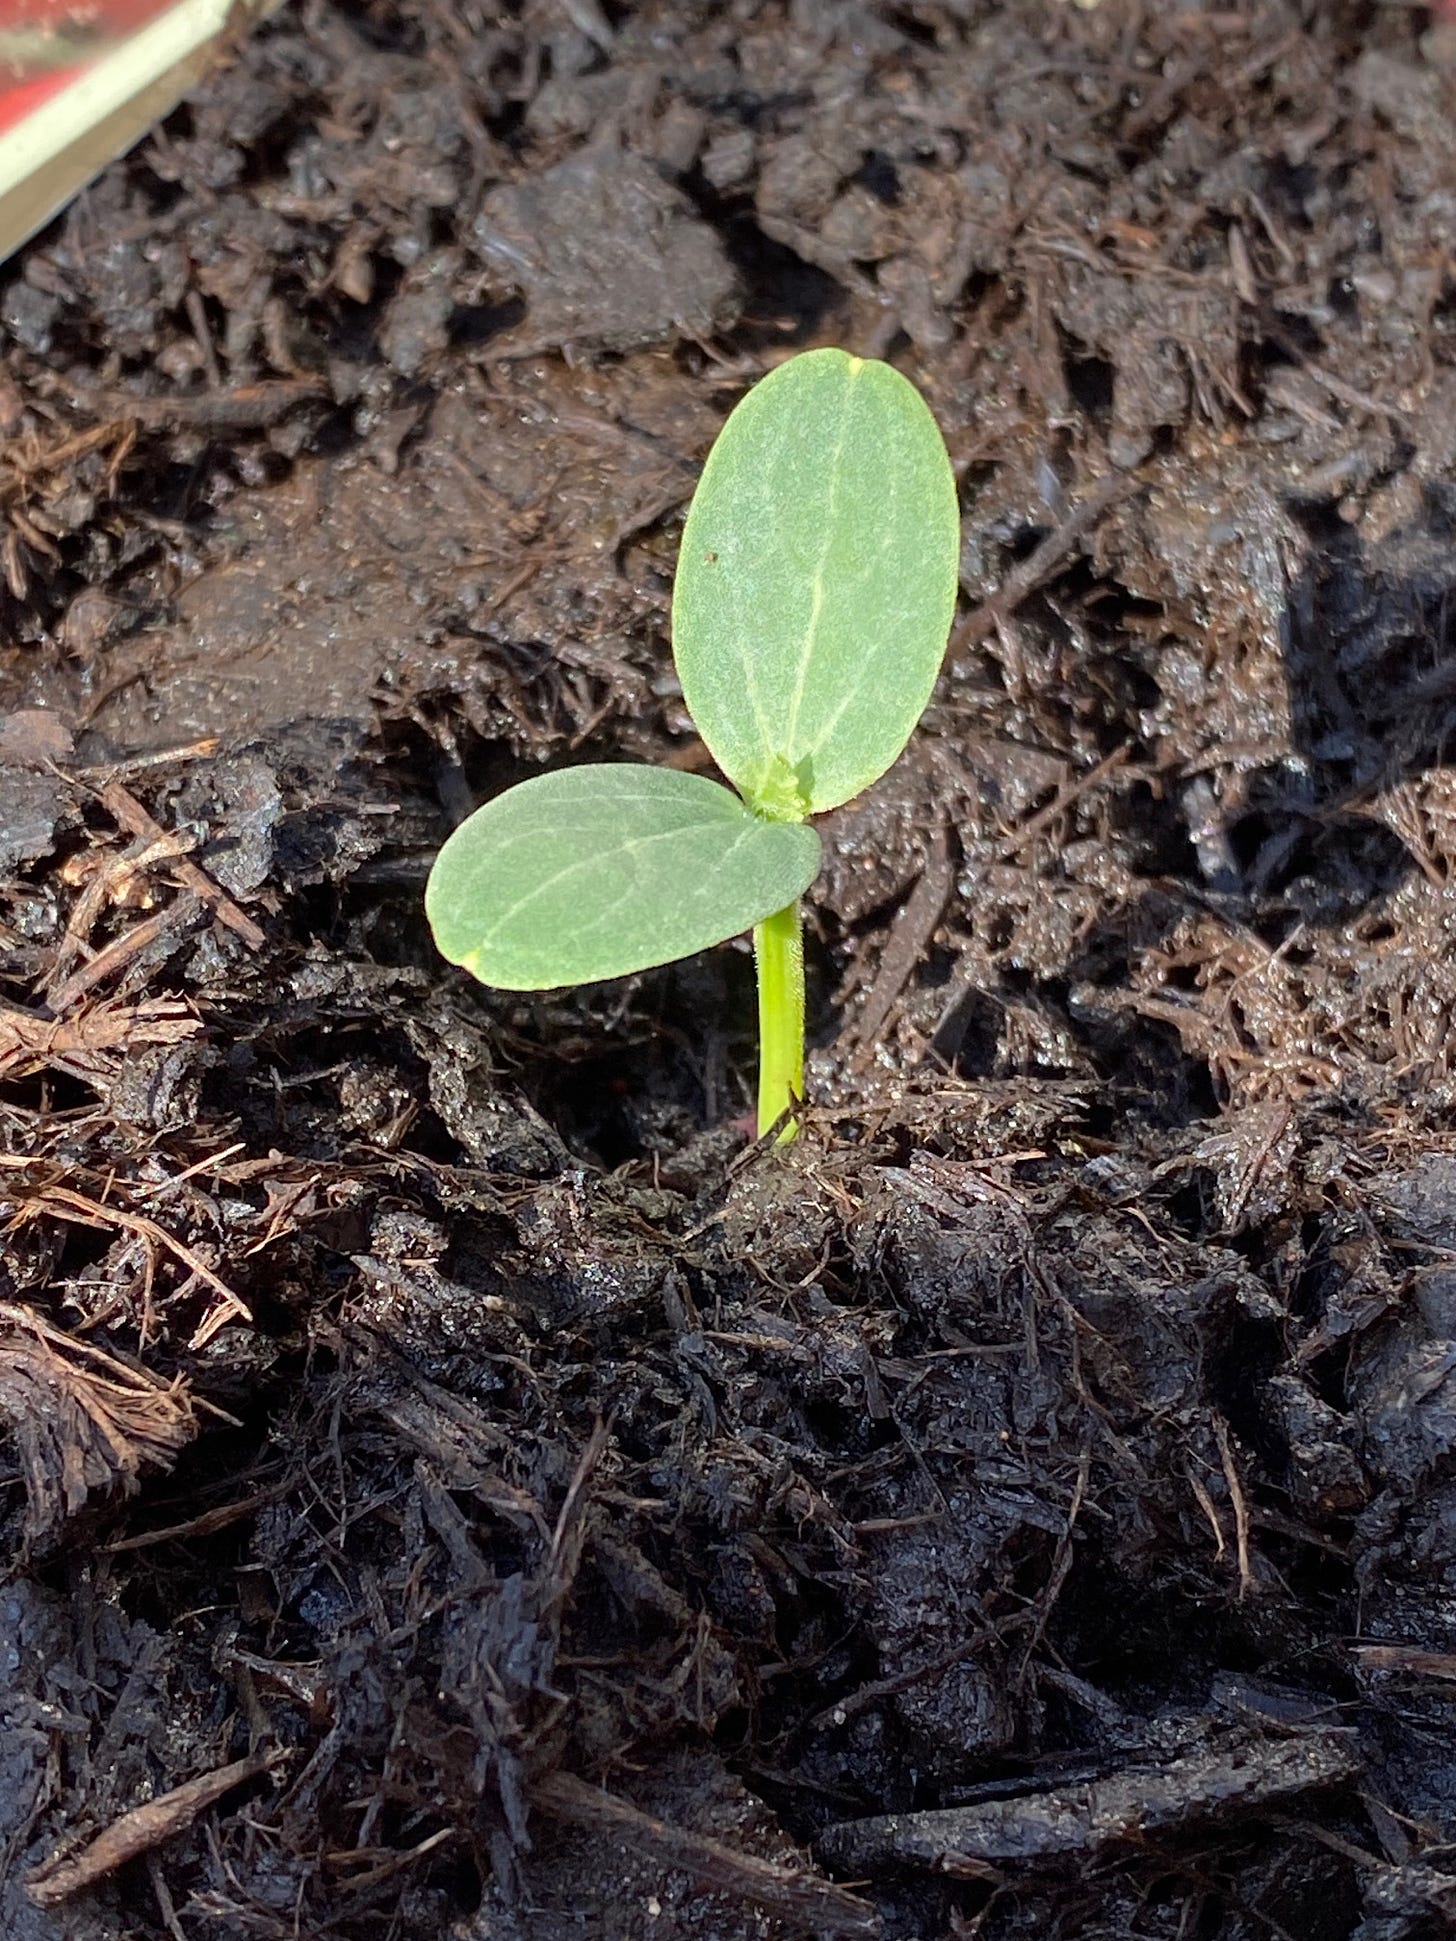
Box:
[5,2,1456,1935]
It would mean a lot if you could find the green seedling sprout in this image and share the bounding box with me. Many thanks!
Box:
[425,348,960,1141]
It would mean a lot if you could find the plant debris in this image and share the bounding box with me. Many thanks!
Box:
[0,1305,197,1544]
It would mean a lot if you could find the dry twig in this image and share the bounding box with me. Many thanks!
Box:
[26,1755,272,1907]
[0,995,200,1082]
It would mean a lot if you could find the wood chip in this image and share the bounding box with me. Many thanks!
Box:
[818,1733,1360,1877]
[26,1755,271,1907]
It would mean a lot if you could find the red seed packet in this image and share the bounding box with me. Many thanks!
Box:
[0,1,271,265]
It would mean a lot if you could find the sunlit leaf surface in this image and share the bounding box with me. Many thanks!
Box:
[426,766,821,990]
[673,348,960,817]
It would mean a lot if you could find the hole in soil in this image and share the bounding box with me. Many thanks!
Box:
[348,8,427,54]
[1236,809,1410,918]
[1111,779,1200,879]
[481,91,529,152]
[716,215,844,348]
[801,1396,898,1459]
[935,985,1001,1077]
[1226,809,1283,877]
[1082,1016,1220,1138]
[1161,962,1203,994]
[547,1038,698,1168]
[957,453,1001,520]
[1259,156,1324,232]
[307,399,378,461]
[1,1070,99,1117]
[131,156,189,225]
[1062,345,1115,423]
[854,151,901,204]
[452,296,527,347]
[1054,1553,1264,1702]
[1203,1288,1286,1449]
[231,104,327,196]
[1154,1168,1217,1239]
[957,267,998,323]
[1256,309,1323,366]
[879,5,942,46]
[1357,917,1399,946]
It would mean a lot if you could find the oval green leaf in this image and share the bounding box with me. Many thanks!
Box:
[425,765,821,990]
[672,348,960,818]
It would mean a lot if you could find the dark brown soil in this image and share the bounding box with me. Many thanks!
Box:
[5,2,1456,1935]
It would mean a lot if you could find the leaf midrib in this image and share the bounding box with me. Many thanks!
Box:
[779,356,862,763]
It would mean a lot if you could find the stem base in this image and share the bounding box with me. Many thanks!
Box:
[753,899,805,1142]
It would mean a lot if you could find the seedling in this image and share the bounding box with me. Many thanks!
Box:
[425,348,960,1141]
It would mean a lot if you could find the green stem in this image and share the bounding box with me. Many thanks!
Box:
[753,898,805,1141]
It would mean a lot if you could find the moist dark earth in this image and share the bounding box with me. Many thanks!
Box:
[7,2,1456,1935]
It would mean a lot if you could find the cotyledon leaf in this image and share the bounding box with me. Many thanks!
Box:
[672,348,961,818]
[425,765,822,990]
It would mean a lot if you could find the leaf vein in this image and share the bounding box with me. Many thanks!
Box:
[474,816,764,953]
[783,358,863,752]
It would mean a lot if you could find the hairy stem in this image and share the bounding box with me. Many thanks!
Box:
[753,899,804,1141]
